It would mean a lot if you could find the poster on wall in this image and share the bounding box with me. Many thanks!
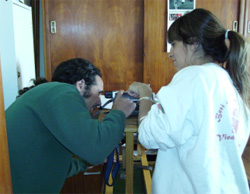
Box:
[167,0,195,52]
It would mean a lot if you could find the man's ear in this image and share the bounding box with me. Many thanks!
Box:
[75,79,86,93]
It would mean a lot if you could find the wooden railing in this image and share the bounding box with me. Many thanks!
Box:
[0,54,13,193]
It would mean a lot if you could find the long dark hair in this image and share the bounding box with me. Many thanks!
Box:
[167,8,250,109]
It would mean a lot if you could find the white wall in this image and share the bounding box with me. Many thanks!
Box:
[0,0,35,110]
[13,1,36,91]
[0,0,19,109]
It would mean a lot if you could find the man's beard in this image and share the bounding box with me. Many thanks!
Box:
[82,90,97,114]
[83,87,91,98]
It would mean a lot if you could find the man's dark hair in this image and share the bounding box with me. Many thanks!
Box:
[52,58,102,96]
[17,58,101,97]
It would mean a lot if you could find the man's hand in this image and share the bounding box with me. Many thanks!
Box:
[112,90,136,118]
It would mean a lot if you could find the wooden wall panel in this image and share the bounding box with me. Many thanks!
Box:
[245,0,250,42]
[0,55,13,193]
[144,0,176,93]
[43,0,143,92]
[144,0,240,93]
[44,0,241,93]
[245,0,250,146]
[196,0,240,30]
[60,165,104,193]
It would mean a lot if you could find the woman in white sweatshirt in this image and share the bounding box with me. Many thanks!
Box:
[128,8,250,194]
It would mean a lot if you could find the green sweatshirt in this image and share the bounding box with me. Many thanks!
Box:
[5,82,126,193]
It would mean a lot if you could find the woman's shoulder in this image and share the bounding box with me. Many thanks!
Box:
[174,63,226,81]
[164,63,228,92]
[178,63,220,74]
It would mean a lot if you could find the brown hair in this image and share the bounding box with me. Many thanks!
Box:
[167,8,250,109]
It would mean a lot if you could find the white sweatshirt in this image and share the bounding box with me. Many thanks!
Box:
[139,63,250,194]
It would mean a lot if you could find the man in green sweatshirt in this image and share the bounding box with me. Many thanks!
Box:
[5,58,136,193]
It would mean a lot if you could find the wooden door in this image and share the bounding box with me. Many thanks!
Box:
[0,54,13,193]
[243,0,250,146]
[247,0,250,147]
[196,0,240,29]
[43,0,242,94]
[43,0,144,92]
[244,0,250,42]
[143,0,176,92]
[60,165,104,193]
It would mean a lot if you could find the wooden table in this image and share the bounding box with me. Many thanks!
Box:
[98,110,152,194]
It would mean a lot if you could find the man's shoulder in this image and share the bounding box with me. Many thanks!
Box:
[37,82,77,92]
[26,82,79,101]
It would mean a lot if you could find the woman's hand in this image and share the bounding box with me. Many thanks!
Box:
[127,82,152,98]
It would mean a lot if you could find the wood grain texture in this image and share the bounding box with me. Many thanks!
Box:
[245,0,250,42]
[140,145,152,194]
[44,0,242,93]
[242,0,250,146]
[242,146,250,180]
[240,0,246,34]
[144,0,176,93]
[125,132,134,194]
[0,56,13,193]
[60,165,105,193]
[197,0,240,30]
[43,0,143,91]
